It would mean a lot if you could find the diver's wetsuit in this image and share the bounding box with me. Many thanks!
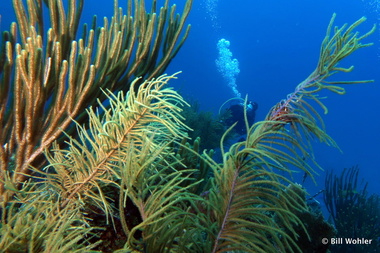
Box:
[224,102,258,135]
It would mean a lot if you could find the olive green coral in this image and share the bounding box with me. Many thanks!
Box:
[324,166,380,252]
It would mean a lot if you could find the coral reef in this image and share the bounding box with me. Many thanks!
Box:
[0,1,376,252]
[0,0,193,203]
[276,184,336,253]
[324,166,380,252]
[181,100,227,150]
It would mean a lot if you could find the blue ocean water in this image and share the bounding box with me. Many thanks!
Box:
[1,0,379,197]
[167,0,380,197]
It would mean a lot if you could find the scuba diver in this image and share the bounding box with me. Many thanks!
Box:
[220,99,258,135]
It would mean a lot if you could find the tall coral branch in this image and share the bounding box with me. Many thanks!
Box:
[267,14,374,124]
[206,15,375,252]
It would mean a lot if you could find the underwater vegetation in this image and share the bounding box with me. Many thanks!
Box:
[180,99,227,150]
[0,0,377,252]
[324,166,380,252]
[275,184,336,253]
[0,0,192,203]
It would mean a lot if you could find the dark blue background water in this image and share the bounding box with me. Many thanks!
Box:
[171,0,380,199]
[1,0,379,198]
